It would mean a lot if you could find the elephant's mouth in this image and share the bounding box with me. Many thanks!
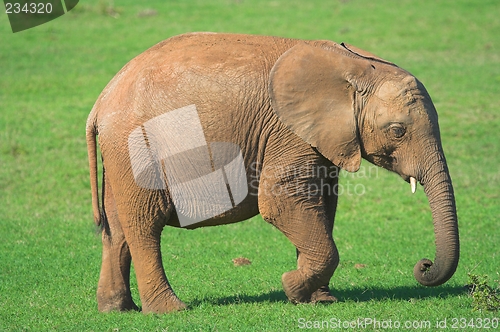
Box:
[363,147,421,194]
[363,153,395,171]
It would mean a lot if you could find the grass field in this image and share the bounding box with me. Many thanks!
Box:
[1,0,499,330]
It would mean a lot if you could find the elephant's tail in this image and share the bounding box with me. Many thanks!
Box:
[86,110,106,230]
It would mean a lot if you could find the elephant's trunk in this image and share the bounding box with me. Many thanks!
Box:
[413,149,459,286]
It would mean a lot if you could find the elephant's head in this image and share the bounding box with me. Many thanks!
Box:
[269,41,459,287]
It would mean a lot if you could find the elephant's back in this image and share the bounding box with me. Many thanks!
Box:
[148,32,300,70]
[93,33,298,136]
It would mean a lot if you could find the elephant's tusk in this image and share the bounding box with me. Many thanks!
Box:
[410,177,417,194]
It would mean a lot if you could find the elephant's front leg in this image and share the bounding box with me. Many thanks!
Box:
[259,159,340,303]
[296,177,339,303]
[97,177,138,312]
[280,210,339,304]
[296,249,338,303]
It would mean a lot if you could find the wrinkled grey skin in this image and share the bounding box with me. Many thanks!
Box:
[86,33,459,314]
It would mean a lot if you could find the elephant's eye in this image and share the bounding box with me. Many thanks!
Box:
[389,124,406,139]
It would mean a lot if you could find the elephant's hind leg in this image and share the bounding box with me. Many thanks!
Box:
[122,215,187,314]
[111,189,186,314]
[97,178,138,312]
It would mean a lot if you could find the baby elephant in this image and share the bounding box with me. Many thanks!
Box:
[86,32,459,313]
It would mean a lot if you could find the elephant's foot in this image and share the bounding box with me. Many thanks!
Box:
[141,291,187,314]
[310,285,338,303]
[282,271,336,304]
[282,270,314,303]
[97,289,139,312]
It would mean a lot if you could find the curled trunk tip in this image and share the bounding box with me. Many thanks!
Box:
[413,259,440,286]
[413,255,458,287]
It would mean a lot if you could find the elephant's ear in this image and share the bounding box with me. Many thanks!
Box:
[269,42,362,172]
[340,42,396,66]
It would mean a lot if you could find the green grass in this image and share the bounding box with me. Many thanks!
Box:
[1,0,499,330]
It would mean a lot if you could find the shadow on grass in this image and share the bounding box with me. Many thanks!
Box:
[336,285,468,302]
[190,290,289,307]
[190,285,467,308]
